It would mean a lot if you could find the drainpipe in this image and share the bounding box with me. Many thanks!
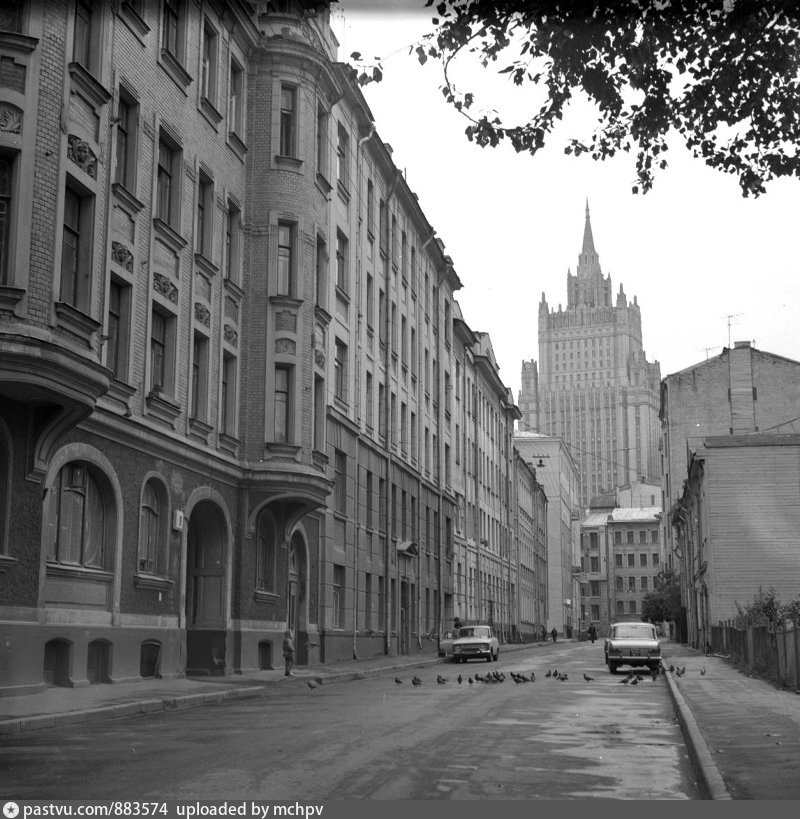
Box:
[382,169,402,656]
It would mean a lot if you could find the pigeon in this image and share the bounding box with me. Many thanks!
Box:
[669,664,675,673]
[529,671,535,682]
[552,668,558,678]
[620,676,630,684]
[306,678,321,690]
[468,676,473,685]
[700,666,706,676]
[411,676,422,687]
[558,673,569,681]
[437,675,448,685]
[630,676,639,686]
[651,667,659,680]
[457,674,463,684]
[395,677,403,685]
[583,673,594,682]
[545,669,552,678]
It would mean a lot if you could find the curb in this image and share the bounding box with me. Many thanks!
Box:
[662,662,732,800]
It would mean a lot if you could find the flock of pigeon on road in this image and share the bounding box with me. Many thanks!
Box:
[304,663,706,689]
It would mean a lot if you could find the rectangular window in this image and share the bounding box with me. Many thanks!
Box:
[400,401,407,454]
[365,470,373,529]
[334,450,347,515]
[364,573,372,630]
[336,230,348,293]
[411,412,417,457]
[616,600,624,615]
[365,371,373,429]
[627,553,635,568]
[652,529,659,543]
[640,553,647,567]
[614,531,622,545]
[73,0,95,70]
[315,236,327,307]
[641,576,648,591]
[196,172,213,257]
[313,374,325,452]
[161,0,180,57]
[60,185,93,310]
[229,58,244,136]
[221,352,237,435]
[280,85,297,157]
[277,222,294,295]
[201,21,218,104]
[378,289,387,344]
[652,552,660,566]
[274,366,291,442]
[225,201,241,282]
[627,531,634,544]
[334,339,347,402]
[378,575,385,631]
[590,580,600,596]
[115,90,138,190]
[639,530,648,544]
[379,199,387,255]
[366,273,374,330]
[629,600,637,615]
[628,576,636,592]
[336,123,349,190]
[366,179,374,236]
[333,564,345,628]
[0,155,13,284]
[156,135,181,228]
[378,383,386,438]
[106,279,130,379]
[615,553,623,568]
[150,310,167,391]
[590,556,599,572]
[191,332,209,420]
[316,102,328,178]
[615,575,623,591]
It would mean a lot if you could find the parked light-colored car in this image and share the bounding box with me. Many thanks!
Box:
[452,625,500,663]
[604,621,661,674]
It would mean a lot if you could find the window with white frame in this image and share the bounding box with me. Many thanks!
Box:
[72,0,98,72]
[274,365,292,443]
[150,308,175,394]
[60,183,94,311]
[196,171,213,258]
[221,352,237,435]
[336,122,349,190]
[335,230,348,293]
[201,20,218,105]
[279,84,297,157]
[316,101,329,179]
[114,88,138,191]
[191,332,209,420]
[225,200,241,283]
[333,564,345,627]
[48,462,110,570]
[0,154,15,285]
[156,133,181,230]
[106,278,130,379]
[334,339,347,403]
[138,478,168,575]
[334,450,347,515]
[228,57,244,138]
[277,222,294,296]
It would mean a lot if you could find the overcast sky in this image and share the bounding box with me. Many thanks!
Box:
[331,1,800,401]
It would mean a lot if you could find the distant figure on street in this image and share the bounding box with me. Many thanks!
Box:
[588,624,597,644]
[541,625,547,643]
[453,617,463,633]
[551,627,558,643]
[282,629,295,677]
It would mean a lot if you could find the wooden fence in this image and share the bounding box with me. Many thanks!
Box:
[710,617,800,690]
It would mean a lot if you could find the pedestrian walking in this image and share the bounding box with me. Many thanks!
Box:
[551,627,558,643]
[540,625,547,643]
[282,629,295,677]
[588,624,597,644]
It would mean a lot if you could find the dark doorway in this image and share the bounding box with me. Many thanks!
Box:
[87,639,111,684]
[43,639,71,687]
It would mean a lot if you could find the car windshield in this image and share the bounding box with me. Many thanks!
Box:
[612,624,656,640]
[459,626,489,638]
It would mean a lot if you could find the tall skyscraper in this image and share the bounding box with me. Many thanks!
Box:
[519,203,661,506]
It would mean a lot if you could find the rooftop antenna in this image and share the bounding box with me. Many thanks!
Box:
[723,313,743,349]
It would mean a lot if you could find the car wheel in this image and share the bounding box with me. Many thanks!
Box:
[608,661,619,674]
[494,649,499,662]
[486,654,492,662]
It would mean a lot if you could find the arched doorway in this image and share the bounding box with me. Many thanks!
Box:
[186,500,228,675]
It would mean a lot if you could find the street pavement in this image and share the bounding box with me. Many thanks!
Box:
[2,639,800,800]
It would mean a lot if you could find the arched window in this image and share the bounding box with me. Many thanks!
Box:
[49,463,106,568]
[255,510,277,593]
[138,479,167,574]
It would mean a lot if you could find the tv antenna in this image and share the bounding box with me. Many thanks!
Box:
[722,313,743,349]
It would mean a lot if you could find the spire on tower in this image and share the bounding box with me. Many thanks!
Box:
[582,198,596,256]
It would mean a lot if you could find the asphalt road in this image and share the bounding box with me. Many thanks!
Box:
[1,642,702,800]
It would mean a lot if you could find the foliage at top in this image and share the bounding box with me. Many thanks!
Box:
[350,1,800,197]
[735,586,800,626]
[642,568,681,623]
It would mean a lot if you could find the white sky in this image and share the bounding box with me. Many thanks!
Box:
[332,1,800,401]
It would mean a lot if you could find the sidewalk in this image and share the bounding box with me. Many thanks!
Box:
[662,644,800,800]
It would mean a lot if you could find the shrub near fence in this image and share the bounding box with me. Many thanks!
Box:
[711,617,800,690]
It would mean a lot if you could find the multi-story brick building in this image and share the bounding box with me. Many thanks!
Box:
[518,203,661,506]
[514,431,580,636]
[660,341,800,641]
[0,0,538,695]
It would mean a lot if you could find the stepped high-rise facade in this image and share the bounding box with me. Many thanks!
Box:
[519,204,661,506]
